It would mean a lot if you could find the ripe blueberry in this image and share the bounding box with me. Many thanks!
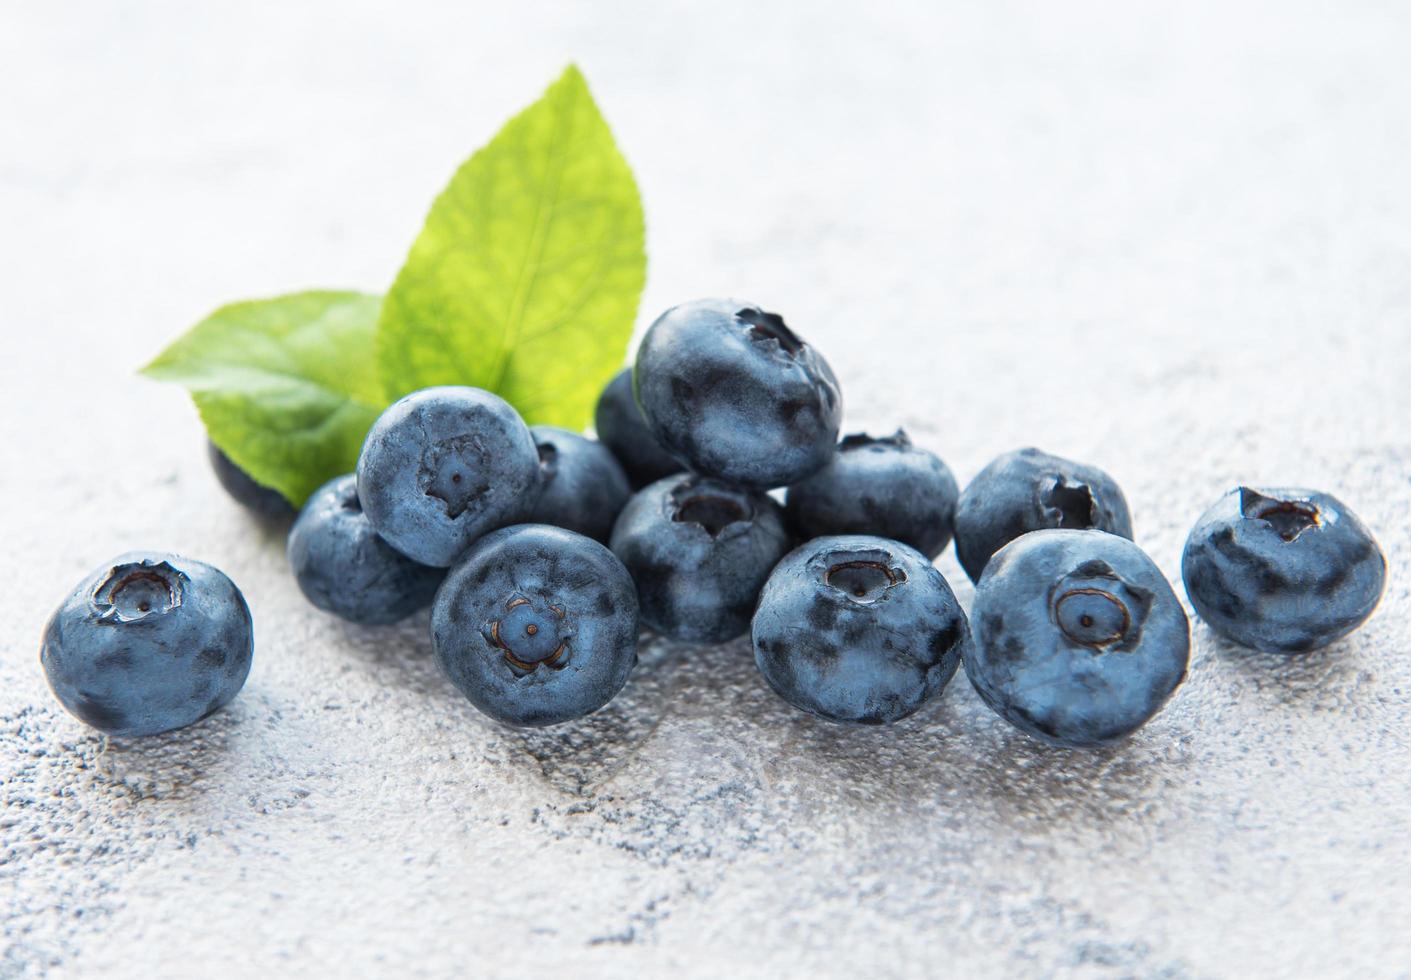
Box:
[633,299,842,489]
[41,552,254,737]
[207,440,295,520]
[526,426,632,543]
[594,368,681,489]
[954,447,1133,583]
[610,473,792,642]
[1182,487,1385,653]
[785,430,959,558]
[752,535,969,724]
[287,475,445,625]
[431,525,639,727]
[966,529,1189,748]
[357,386,540,567]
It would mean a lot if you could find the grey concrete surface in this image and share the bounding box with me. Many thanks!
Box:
[3,2,1410,977]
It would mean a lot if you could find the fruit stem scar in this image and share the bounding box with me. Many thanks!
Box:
[94,563,186,623]
[827,561,899,585]
[1041,477,1096,528]
[736,307,804,355]
[1239,488,1320,542]
[824,559,905,603]
[501,642,569,674]
[671,486,752,537]
[1055,587,1130,647]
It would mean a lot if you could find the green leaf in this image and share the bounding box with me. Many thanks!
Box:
[141,291,386,506]
[376,64,646,429]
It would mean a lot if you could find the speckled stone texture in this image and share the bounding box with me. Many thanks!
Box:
[3,2,1410,977]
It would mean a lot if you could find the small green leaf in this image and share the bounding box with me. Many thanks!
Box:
[377,64,646,429]
[142,291,386,506]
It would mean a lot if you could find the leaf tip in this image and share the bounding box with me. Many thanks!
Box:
[556,62,591,98]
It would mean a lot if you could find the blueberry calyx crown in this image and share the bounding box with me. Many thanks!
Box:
[483,596,572,676]
[1238,487,1320,542]
[736,307,804,356]
[419,435,489,519]
[1039,475,1097,529]
[822,549,907,604]
[94,560,187,624]
[670,480,753,538]
[1049,559,1152,651]
[838,430,912,452]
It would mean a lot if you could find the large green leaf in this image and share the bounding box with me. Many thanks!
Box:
[376,64,646,428]
[141,291,385,506]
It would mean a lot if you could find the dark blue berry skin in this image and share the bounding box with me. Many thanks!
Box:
[287,475,445,625]
[40,553,254,738]
[610,473,792,643]
[526,426,632,544]
[357,387,540,568]
[752,535,969,725]
[431,524,639,728]
[954,447,1133,583]
[785,431,959,559]
[1182,487,1385,654]
[594,369,681,489]
[633,299,843,490]
[966,530,1189,749]
[207,440,295,520]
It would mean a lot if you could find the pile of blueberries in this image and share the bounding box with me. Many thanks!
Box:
[41,300,1388,748]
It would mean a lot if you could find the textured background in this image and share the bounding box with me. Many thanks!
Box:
[3,2,1410,977]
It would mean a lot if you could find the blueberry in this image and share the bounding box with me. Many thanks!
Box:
[633,299,843,489]
[287,475,445,625]
[40,553,254,737]
[431,524,638,727]
[594,368,681,489]
[752,535,969,724]
[965,529,1189,748]
[526,426,632,543]
[207,440,295,520]
[953,447,1133,583]
[610,473,792,642]
[784,430,959,558]
[1181,487,1386,654]
[356,386,540,567]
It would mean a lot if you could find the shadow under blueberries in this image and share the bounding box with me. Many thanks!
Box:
[244,509,296,550]
[323,609,453,702]
[90,702,244,804]
[327,612,690,798]
[495,630,690,797]
[742,659,1193,837]
[1202,622,1377,713]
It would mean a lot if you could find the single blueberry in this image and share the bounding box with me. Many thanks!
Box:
[356,386,540,567]
[966,529,1189,748]
[287,475,445,625]
[784,430,959,558]
[610,473,792,642]
[953,447,1133,582]
[752,535,969,724]
[207,440,295,520]
[40,552,254,737]
[594,368,681,489]
[633,299,843,489]
[431,524,639,727]
[1182,487,1385,654]
[526,426,632,543]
